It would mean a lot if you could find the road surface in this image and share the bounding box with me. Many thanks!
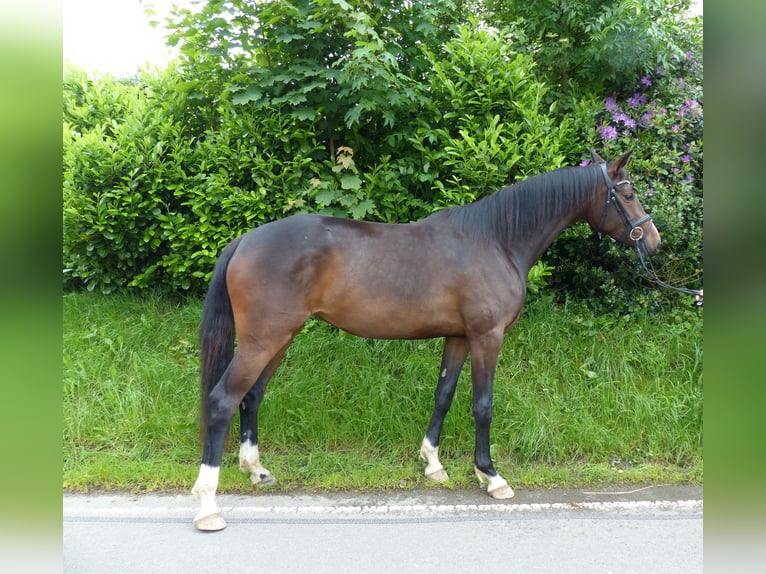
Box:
[64,485,702,573]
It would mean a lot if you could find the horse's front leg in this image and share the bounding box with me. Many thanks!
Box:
[420,337,469,482]
[469,330,514,500]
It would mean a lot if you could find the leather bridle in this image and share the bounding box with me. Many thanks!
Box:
[596,162,703,307]
[596,162,653,244]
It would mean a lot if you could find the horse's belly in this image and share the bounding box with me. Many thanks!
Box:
[314,301,465,340]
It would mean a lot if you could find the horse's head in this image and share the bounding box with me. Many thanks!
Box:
[588,149,661,257]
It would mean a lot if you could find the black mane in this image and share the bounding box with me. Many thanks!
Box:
[434,164,601,246]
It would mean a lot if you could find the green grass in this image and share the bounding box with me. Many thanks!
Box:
[63,292,702,493]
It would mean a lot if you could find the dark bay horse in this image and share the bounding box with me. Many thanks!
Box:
[191,149,660,530]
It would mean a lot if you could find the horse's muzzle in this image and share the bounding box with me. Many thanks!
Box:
[638,226,661,257]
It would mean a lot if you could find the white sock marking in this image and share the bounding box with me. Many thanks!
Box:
[419,437,445,476]
[191,464,220,521]
[239,440,272,483]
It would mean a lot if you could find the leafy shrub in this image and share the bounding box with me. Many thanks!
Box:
[545,47,703,312]
[63,9,701,309]
[150,104,325,291]
[486,0,699,96]
[410,24,580,208]
[63,67,188,293]
[64,66,324,293]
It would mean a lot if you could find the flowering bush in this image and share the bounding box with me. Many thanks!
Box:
[596,52,702,196]
[547,48,703,312]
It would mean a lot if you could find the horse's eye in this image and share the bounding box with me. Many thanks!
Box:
[625,193,634,201]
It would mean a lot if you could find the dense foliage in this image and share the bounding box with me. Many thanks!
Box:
[545,45,703,311]
[485,0,697,95]
[63,0,702,311]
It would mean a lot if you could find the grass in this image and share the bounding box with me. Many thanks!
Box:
[63,291,702,493]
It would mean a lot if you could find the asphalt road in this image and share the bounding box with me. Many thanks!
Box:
[64,485,702,573]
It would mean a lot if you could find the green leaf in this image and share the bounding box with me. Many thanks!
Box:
[332,0,352,10]
[315,189,341,206]
[232,86,262,106]
[276,32,304,44]
[340,174,362,190]
[349,199,375,219]
[291,107,318,121]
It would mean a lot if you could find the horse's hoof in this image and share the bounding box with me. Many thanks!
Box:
[475,466,514,500]
[488,484,515,500]
[194,512,227,531]
[251,472,275,486]
[425,468,450,483]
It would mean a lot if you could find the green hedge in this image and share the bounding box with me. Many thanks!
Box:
[63,22,702,310]
[64,65,325,292]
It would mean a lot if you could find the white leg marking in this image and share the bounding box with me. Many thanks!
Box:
[191,464,226,530]
[239,440,275,485]
[475,466,515,499]
[419,437,449,482]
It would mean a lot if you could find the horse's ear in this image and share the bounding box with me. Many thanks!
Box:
[614,150,633,171]
[590,148,606,164]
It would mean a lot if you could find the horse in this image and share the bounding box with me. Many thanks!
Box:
[191,149,660,530]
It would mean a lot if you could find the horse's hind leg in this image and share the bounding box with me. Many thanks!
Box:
[238,341,291,486]
[192,342,289,531]
[420,337,469,483]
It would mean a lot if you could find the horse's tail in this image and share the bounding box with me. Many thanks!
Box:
[199,236,244,441]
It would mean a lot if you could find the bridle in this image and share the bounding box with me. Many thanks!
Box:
[596,162,652,244]
[596,162,703,308]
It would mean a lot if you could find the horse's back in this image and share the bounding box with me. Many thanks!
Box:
[230,213,431,281]
[225,213,524,339]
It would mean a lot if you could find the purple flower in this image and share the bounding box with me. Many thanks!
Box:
[671,124,681,133]
[640,111,654,128]
[604,97,618,112]
[681,154,691,163]
[655,66,666,77]
[598,124,618,142]
[627,92,647,109]
[679,99,700,117]
[686,175,695,183]
[612,111,637,130]
[640,75,653,88]
[580,159,591,167]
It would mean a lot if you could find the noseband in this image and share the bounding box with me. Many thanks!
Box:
[596,162,653,243]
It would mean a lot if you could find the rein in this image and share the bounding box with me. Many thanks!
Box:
[597,162,703,309]
[634,244,704,308]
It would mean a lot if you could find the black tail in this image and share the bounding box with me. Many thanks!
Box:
[199,236,243,440]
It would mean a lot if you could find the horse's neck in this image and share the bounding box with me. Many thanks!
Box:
[431,169,596,275]
[508,214,580,275]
